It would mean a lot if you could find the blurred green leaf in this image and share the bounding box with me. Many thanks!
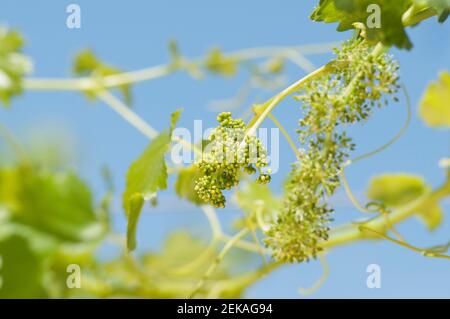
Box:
[73,49,132,105]
[174,166,205,205]
[0,234,47,298]
[0,166,105,243]
[265,57,285,74]
[417,203,443,230]
[419,70,450,128]
[17,172,104,242]
[123,109,182,251]
[367,173,444,230]
[0,27,33,106]
[205,48,237,76]
[367,174,427,205]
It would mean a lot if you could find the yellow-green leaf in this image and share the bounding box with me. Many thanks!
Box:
[174,166,204,205]
[125,194,145,251]
[205,48,237,77]
[73,49,132,105]
[0,27,33,106]
[123,109,182,251]
[367,174,428,206]
[417,203,443,231]
[367,173,444,230]
[0,234,47,298]
[0,167,105,243]
[419,71,450,128]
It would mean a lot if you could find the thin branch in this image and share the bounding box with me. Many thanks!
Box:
[347,84,411,166]
[96,90,158,140]
[189,228,249,299]
[267,112,299,158]
[201,205,223,239]
[23,42,337,91]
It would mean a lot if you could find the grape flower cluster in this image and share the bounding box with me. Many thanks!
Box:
[265,39,400,263]
[194,112,271,208]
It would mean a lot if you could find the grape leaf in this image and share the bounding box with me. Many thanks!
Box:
[124,109,182,251]
[0,27,33,106]
[174,166,205,205]
[73,49,132,105]
[367,174,443,230]
[310,0,450,49]
[0,234,47,298]
[0,167,105,243]
[419,71,450,128]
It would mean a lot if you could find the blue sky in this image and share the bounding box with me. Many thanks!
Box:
[1,0,449,298]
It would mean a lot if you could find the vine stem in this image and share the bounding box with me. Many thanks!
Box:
[298,254,329,295]
[207,260,282,298]
[325,179,450,249]
[220,179,450,297]
[96,89,201,156]
[339,84,412,214]
[267,113,300,158]
[245,62,334,138]
[22,42,337,91]
[359,226,450,260]
[96,90,158,139]
[189,228,249,299]
[201,205,223,239]
[346,84,412,166]
[339,169,374,214]
[22,64,172,90]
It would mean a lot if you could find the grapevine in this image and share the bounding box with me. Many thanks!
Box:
[0,1,449,299]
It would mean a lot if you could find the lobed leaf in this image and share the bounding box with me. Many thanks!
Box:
[310,0,450,49]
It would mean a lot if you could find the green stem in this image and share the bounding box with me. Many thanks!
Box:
[245,62,334,137]
[267,113,299,158]
[402,5,437,26]
[189,228,249,299]
[96,90,158,139]
[347,84,411,165]
[325,179,450,249]
[22,43,337,91]
[339,169,374,214]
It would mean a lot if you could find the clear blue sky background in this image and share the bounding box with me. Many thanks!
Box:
[1,0,449,298]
